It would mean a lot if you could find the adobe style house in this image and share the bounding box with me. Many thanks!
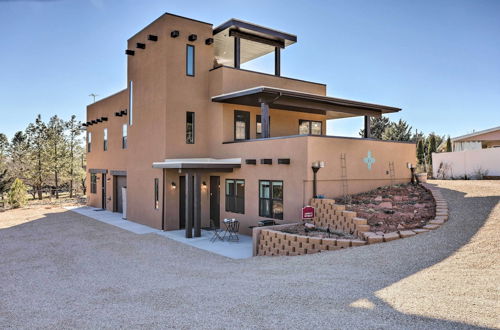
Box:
[85,13,416,237]
[439,126,500,151]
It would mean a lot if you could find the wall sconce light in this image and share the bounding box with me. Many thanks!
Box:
[311,160,326,198]
[171,182,177,189]
[202,181,207,188]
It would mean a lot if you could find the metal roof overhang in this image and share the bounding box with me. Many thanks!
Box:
[152,158,242,170]
[212,87,401,119]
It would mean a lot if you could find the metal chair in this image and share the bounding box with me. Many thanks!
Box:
[210,219,224,243]
[227,219,240,242]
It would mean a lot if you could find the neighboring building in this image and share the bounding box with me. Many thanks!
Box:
[85,13,416,237]
[447,126,500,151]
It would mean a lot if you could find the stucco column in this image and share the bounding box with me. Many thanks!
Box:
[193,172,201,238]
[260,102,270,138]
[185,172,193,238]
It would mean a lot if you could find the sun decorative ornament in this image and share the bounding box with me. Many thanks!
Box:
[363,151,376,170]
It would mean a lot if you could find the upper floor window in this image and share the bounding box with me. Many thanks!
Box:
[122,124,127,149]
[90,173,97,194]
[186,111,195,144]
[259,180,283,220]
[103,128,108,151]
[225,179,245,214]
[87,132,92,152]
[129,81,133,126]
[186,45,195,76]
[299,120,322,136]
[234,110,250,140]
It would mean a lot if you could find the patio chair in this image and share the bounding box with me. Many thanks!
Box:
[227,219,240,242]
[210,219,224,243]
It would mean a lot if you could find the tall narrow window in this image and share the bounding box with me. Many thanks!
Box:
[186,45,195,76]
[234,110,250,140]
[154,178,159,209]
[225,179,245,214]
[299,120,322,136]
[259,180,283,219]
[90,173,97,194]
[87,132,92,152]
[186,112,195,144]
[103,128,108,151]
[122,124,127,149]
[129,81,133,126]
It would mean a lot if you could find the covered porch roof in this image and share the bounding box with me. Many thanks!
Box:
[152,158,241,170]
[211,86,401,119]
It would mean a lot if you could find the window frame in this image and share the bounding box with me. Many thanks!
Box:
[186,44,195,77]
[103,128,108,151]
[154,178,159,210]
[122,124,127,149]
[234,110,250,141]
[87,132,92,152]
[225,179,245,214]
[256,115,270,138]
[186,111,195,144]
[259,180,284,220]
[298,119,322,136]
[90,173,97,194]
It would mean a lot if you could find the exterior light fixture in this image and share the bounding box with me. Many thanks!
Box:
[125,49,135,56]
[202,181,207,188]
[188,34,197,42]
[171,30,180,38]
[148,34,158,42]
[171,182,177,189]
[205,38,214,45]
[311,161,326,198]
[136,43,146,49]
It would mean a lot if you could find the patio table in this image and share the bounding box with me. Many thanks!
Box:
[222,218,240,241]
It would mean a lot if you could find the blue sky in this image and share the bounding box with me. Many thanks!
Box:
[0,0,499,140]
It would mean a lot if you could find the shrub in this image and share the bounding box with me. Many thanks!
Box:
[8,178,28,208]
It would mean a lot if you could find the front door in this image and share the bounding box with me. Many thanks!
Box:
[114,176,127,213]
[210,176,220,228]
[101,173,107,209]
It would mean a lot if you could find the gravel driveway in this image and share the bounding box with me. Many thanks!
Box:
[1,180,498,329]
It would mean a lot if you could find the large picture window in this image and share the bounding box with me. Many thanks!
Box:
[259,180,283,219]
[186,112,195,144]
[186,45,195,76]
[299,120,322,135]
[225,179,245,214]
[90,173,97,194]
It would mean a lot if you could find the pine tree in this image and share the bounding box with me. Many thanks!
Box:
[25,115,48,200]
[8,131,30,184]
[417,139,425,165]
[46,115,68,199]
[446,136,452,152]
[427,134,437,165]
[359,116,390,139]
[66,115,83,197]
[381,119,413,141]
[0,169,12,201]
[0,133,8,170]
[8,178,28,208]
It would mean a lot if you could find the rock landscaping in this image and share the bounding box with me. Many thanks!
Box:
[256,183,449,256]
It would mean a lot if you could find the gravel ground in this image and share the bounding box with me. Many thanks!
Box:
[0,180,498,329]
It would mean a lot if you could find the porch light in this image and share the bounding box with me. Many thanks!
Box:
[312,160,326,198]
[202,181,207,188]
[171,182,177,189]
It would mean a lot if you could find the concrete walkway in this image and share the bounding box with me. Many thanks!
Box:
[1,180,498,329]
[65,206,253,259]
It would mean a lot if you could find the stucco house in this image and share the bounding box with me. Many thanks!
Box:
[84,13,416,237]
[443,126,500,151]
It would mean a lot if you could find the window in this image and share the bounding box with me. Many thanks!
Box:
[299,120,322,135]
[87,132,92,152]
[256,115,270,138]
[129,81,133,126]
[225,179,245,214]
[186,45,195,76]
[259,180,283,219]
[154,178,159,209]
[234,110,250,140]
[186,112,195,144]
[103,128,108,151]
[122,124,127,149]
[90,173,97,194]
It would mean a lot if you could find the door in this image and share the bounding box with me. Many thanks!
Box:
[115,176,127,213]
[234,110,250,140]
[210,176,220,228]
[101,173,107,209]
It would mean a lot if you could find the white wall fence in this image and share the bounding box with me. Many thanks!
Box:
[432,148,500,179]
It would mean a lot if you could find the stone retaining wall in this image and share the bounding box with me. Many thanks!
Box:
[255,183,449,257]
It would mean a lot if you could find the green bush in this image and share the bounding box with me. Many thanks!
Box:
[8,178,28,208]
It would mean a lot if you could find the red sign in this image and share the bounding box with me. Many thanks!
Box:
[302,206,315,220]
